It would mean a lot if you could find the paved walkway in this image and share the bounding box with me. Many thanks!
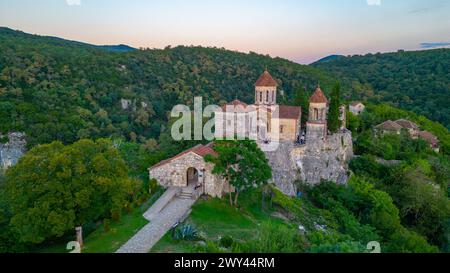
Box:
[116,186,199,253]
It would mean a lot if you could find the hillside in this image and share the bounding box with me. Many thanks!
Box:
[313,49,450,129]
[0,27,448,253]
[0,27,337,147]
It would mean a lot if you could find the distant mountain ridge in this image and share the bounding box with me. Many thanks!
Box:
[96,44,136,52]
[0,27,337,147]
[0,27,136,53]
[312,54,344,64]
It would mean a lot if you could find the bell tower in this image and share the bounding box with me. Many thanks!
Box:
[306,85,328,141]
[254,70,278,106]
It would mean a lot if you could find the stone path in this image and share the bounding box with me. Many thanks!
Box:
[116,186,199,253]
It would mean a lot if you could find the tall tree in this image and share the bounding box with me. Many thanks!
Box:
[206,139,272,206]
[293,86,309,126]
[328,82,341,133]
[2,139,141,245]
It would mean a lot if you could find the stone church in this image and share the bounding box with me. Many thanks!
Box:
[214,70,302,142]
[149,70,354,197]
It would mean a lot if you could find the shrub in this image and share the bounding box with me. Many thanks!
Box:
[307,231,365,253]
[198,241,227,253]
[174,224,199,241]
[0,135,8,144]
[236,223,307,253]
[149,179,158,194]
[219,235,234,248]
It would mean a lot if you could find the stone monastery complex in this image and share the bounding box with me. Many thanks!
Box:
[149,70,354,198]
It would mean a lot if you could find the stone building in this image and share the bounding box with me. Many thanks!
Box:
[306,85,328,141]
[349,102,366,116]
[375,119,420,138]
[150,71,354,197]
[215,70,301,142]
[148,143,233,198]
[394,119,420,139]
[374,120,403,135]
[264,85,354,195]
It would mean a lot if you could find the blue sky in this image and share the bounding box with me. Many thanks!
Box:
[1,0,449,63]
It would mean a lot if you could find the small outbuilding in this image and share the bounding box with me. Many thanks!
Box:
[349,102,365,116]
[148,143,233,198]
[374,120,403,135]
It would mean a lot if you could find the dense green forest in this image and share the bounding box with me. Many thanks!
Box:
[314,49,450,129]
[0,27,336,148]
[0,27,449,253]
[1,27,449,148]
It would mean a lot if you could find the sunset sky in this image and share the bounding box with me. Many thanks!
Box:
[1,0,449,63]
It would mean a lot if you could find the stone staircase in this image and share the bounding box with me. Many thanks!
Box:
[177,187,195,200]
[117,185,202,253]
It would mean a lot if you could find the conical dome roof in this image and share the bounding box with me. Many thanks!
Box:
[310,85,328,103]
[255,70,278,87]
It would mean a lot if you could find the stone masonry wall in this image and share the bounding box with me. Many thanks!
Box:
[149,152,231,198]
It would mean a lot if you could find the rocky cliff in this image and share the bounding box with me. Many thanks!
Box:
[0,132,26,170]
[264,130,354,196]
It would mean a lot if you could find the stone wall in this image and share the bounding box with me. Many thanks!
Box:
[306,122,327,141]
[279,118,299,141]
[149,152,232,198]
[264,130,354,196]
[0,132,26,170]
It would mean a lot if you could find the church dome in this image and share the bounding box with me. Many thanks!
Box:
[310,85,328,104]
[255,70,278,87]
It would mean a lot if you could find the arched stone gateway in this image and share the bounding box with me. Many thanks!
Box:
[186,167,199,186]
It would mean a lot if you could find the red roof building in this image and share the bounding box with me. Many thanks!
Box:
[277,105,302,120]
[221,99,249,111]
[150,143,217,170]
[419,131,440,149]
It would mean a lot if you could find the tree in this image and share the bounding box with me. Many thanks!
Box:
[384,166,450,247]
[206,139,272,206]
[293,87,309,126]
[2,139,141,245]
[347,111,361,133]
[387,227,439,253]
[328,82,341,133]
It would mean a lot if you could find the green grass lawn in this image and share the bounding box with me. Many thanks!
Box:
[38,188,164,253]
[39,208,149,253]
[151,191,292,253]
[82,209,149,253]
[38,187,315,253]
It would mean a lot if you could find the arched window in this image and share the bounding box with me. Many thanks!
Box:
[266,91,269,102]
[260,92,263,102]
[314,109,319,120]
